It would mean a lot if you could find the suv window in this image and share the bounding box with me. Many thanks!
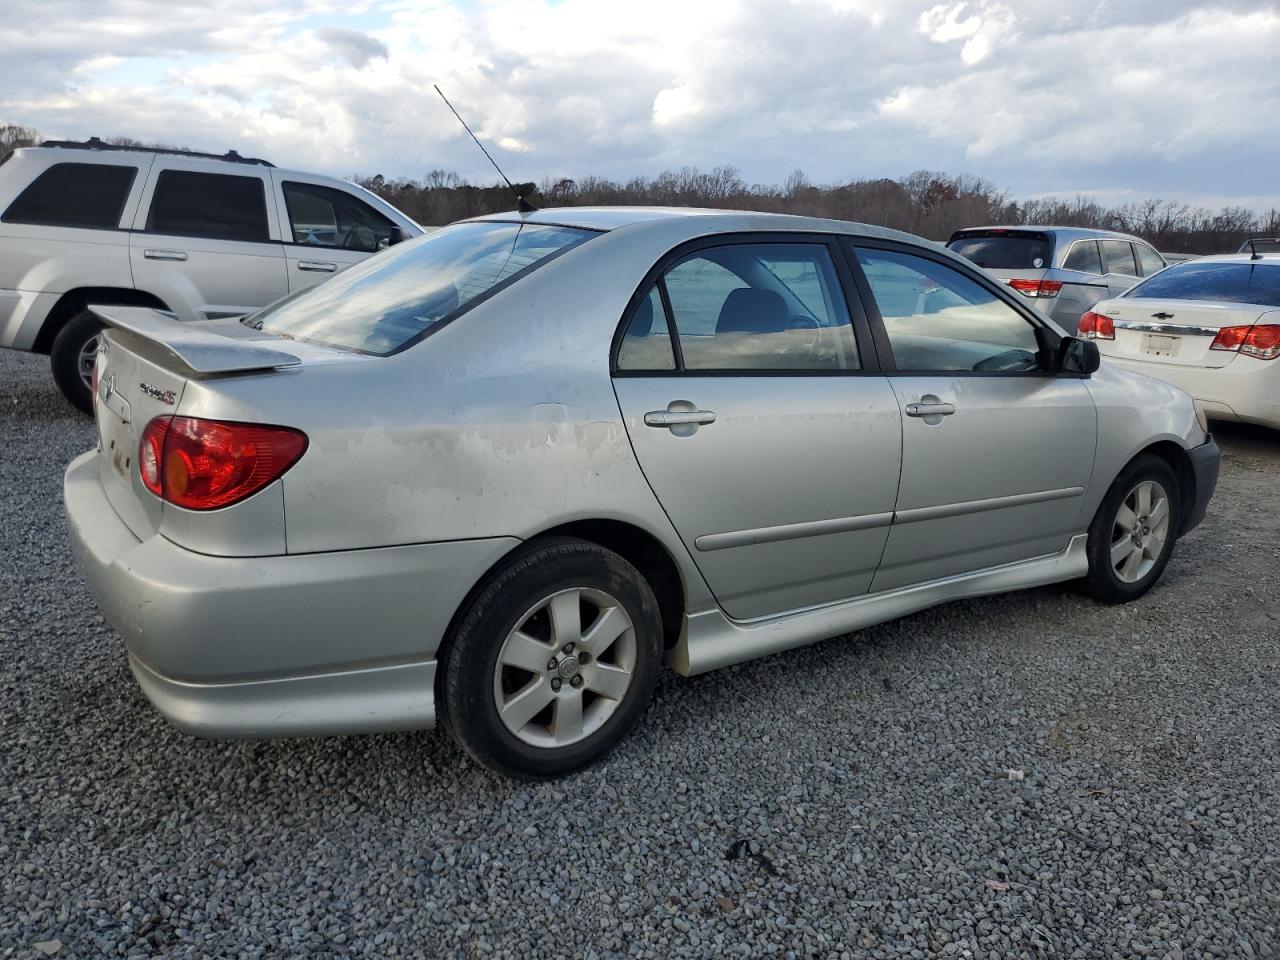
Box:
[2,162,136,230]
[655,243,859,371]
[947,231,1052,269]
[1100,240,1139,276]
[147,170,269,242]
[1061,239,1102,274]
[1135,244,1165,276]
[853,247,1042,373]
[283,181,394,253]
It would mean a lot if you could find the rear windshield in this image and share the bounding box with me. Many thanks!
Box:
[246,221,596,355]
[1240,239,1280,254]
[1123,261,1280,308]
[947,231,1052,270]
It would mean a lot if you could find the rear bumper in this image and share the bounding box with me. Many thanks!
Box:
[1182,437,1221,536]
[64,450,520,737]
[1104,354,1280,429]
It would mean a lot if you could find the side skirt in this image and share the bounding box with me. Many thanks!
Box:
[669,533,1089,676]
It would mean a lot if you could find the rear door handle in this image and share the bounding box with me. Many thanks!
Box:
[644,409,717,427]
[298,260,338,273]
[143,249,188,262]
[905,401,956,418]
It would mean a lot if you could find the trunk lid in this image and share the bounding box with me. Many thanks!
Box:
[1093,297,1273,368]
[88,306,359,541]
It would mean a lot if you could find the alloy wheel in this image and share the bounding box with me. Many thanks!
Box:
[1110,479,1171,584]
[76,333,101,389]
[492,587,637,748]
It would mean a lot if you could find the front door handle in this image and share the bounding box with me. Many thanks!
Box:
[143,249,188,262]
[298,260,338,273]
[644,409,717,428]
[905,401,956,418]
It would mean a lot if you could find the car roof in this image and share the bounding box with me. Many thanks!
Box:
[952,225,1146,244]
[464,205,926,244]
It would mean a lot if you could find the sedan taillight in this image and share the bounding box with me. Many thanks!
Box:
[1008,278,1063,298]
[1078,310,1115,340]
[139,416,308,510]
[1210,323,1280,360]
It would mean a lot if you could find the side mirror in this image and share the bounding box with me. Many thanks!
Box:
[1056,335,1101,376]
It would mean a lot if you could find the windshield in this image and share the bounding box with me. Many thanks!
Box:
[246,221,597,355]
[947,231,1052,270]
[1124,261,1280,308]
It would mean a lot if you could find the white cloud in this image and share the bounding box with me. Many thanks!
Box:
[0,0,1276,208]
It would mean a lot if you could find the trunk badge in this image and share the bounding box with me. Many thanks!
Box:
[139,381,177,405]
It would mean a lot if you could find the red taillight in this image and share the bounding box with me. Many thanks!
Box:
[1078,310,1115,340]
[138,416,308,510]
[1211,323,1280,360]
[1008,278,1063,298]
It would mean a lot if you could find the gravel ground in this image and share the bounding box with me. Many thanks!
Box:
[2,347,1279,960]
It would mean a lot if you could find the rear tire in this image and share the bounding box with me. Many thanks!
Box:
[1080,454,1181,604]
[441,538,664,780]
[49,310,104,416]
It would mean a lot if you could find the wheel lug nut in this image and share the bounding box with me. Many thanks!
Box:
[547,658,558,671]
[578,652,590,664]
[562,643,574,655]
[570,675,583,688]
[551,678,562,691]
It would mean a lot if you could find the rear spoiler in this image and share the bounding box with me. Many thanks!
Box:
[89,306,301,375]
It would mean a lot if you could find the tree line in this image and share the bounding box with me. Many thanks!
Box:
[359,167,1279,254]
[4,124,1274,253]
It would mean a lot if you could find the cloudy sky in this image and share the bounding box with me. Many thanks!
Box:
[3,0,1278,207]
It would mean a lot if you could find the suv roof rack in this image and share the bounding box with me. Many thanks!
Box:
[37,137,274,168]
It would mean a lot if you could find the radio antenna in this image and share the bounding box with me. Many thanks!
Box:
[434,84,537,213]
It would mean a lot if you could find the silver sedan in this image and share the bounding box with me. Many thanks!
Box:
[64,208,1220,779]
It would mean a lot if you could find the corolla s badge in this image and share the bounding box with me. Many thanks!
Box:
[138,381,177,405]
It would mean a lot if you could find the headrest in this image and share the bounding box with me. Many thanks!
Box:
[716,288,788,335]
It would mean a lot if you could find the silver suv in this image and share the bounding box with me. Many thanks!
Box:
[0,139,422,412]
[947,226,1167,331]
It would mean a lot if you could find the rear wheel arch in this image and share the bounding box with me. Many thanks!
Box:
[34,287,171,355]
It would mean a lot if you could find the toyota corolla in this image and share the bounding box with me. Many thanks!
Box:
[64,208,1220,779]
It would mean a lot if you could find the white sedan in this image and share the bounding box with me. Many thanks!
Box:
[1081,254,1280,430]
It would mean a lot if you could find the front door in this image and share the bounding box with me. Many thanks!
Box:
[611,238,902,621]
[847,243,1098,592]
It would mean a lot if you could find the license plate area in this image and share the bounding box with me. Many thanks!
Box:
[1142,333,1179,357]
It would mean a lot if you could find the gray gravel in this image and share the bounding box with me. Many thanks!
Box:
[2,347,1279,960]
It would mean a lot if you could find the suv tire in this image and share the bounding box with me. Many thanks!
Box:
[50,309,104,416]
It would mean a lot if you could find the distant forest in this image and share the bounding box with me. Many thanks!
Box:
[4,123,1275,253]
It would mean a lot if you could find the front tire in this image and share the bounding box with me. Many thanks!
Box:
[50,310,104,416]
[441,538,664,780]
[1081,454,1182,603]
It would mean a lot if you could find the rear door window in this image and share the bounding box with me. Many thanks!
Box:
[1061,240,1102,274]
[146,170,270,242]
[1100,240,1139,277]
[282,181,394,253]
[2,162,136,230]
[947,231,1052,269]
[658,243,860,371]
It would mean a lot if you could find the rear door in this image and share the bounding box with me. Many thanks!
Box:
[611,236,903,621]
[847,241,1097,592]
[1100,239,1141,297]
[130,162,288,320]
[271,173,399,293]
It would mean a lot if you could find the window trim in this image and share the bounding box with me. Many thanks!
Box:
[1,161,139,232]
[610,232,881,378]
[840,237,1064,378]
